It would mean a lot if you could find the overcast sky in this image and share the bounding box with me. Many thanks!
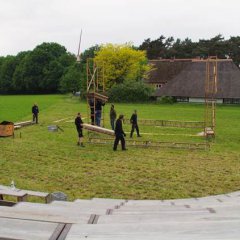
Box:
[1,0,240,56]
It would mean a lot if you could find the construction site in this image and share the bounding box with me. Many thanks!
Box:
[0,56,239,239]
[70,57,219,151]
[1,0,240,237]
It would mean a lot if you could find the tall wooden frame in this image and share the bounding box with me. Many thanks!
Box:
[204,57,218,138]
[86,58,108,128]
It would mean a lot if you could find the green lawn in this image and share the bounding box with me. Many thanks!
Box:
[0,94,240,200]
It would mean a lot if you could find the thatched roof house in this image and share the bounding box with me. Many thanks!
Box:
[147,59,240,103]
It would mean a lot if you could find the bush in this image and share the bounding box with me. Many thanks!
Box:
[108,81,154,102]
[158,96,176,104]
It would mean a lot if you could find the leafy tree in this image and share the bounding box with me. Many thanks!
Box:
[94,43,151,89]
[0,56,18,93]
[226,37,240,66]
[108,81,154,102]
[139,34,237,63]
[19,42,75,93]
[194,35,228,58]
[80,45,100,63]
[58,45,100,94]
[12,51,30,93]
[139,35,176,59]
[59,64,82,93]
[139,36,166,59]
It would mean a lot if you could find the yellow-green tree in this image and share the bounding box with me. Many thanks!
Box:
[94,43,151,89]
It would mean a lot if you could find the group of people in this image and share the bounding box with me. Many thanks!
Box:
[113,109,141,151]
[75,104,141,151]
[32,102,139,151]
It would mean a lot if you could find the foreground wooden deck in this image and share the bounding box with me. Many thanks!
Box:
[0,190,240,239]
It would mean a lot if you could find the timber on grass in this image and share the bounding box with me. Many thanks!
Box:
[124,118,205,128]
[14,120,35,129]
[88,137,210,150]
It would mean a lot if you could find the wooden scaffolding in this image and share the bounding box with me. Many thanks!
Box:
[204,57,218,138]
[86,59,108,128]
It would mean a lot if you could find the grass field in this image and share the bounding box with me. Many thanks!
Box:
[0,94,240,200]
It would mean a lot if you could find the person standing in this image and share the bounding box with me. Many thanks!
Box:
[32,103,39,124]
[110,104,117,130]
[113,114,127,151]
[130,110,141,138]
[75,112,85,147]
[95,99,105,126]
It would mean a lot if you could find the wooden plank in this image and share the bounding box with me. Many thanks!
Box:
[0,189,28,202]
[0,237,19,240]
[14,120,33,127]
[83,124,114,136]
[23,189,49,198]
[0,185,51,203]
[124,118,205,128]
[0,206,91,224]
[17,202,112,214]
[65,221,240,240]
[88,137,210,150]
[86,92,108,101]
[24,190,51,203]
[0,217,59,240]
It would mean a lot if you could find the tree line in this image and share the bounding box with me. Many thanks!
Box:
[0,35,239,95]
[0,43,76,94]
[139,34,240,66]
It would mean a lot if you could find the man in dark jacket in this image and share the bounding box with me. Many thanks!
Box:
[75,112,84,147]
[32,103,39,124]
[130,110,141,138]
[113,114,127,151]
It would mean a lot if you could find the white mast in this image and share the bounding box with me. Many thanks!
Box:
[76,29,82,62]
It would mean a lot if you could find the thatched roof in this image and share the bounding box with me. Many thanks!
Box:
[149,59,240,98]
[148,60,192,84]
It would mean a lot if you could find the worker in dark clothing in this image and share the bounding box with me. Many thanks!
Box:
[32,103,39,124]
[130,110,141,138]
[113,114,127,151]
[110,104,117,130]
[95,99,105,126]
[75,112,85,147]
